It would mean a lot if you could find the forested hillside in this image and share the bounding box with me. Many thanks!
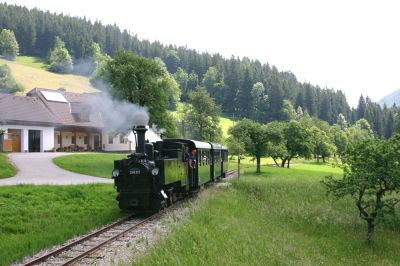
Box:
[0,3,398,137]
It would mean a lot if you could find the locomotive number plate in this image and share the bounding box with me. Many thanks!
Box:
[129,168,141,175]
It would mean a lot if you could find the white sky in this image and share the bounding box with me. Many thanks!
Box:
[5,0,400,107]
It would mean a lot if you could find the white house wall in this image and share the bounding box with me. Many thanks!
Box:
[0,125,54,152]
[102,132,133,152]
[102,129,161,152]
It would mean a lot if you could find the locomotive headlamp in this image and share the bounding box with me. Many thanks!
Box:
[112,169,120,178]
[151,167,159,176]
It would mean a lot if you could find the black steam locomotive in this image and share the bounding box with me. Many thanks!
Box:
[112,125,228,213]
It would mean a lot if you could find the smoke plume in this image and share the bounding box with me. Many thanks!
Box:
[89,93,149,132]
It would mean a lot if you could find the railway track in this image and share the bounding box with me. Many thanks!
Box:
[225,169,237,178]
[21,213,159,266]
[21,171,237,266]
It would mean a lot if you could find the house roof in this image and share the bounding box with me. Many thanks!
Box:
[26,88,104,128]
[0,93,59,126]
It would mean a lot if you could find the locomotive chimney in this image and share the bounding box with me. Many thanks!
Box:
[133,125,147,154]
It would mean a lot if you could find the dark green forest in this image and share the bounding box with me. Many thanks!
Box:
[0,2,398,137]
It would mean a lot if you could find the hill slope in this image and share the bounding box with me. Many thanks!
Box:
[0,56,98,95]
[378,89,400,107]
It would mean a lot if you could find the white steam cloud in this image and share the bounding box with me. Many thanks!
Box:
[89,93,149,132]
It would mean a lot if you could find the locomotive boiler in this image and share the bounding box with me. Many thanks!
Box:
[112,125,228,213]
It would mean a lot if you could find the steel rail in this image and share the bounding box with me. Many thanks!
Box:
[22,214,136,266]
[61,214,157,265]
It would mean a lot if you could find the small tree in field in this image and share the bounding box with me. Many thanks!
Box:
[283,121,313,167]
[49,36,73,73]
[324,135,400,243]
[229,119,268,174]
[0,29,19,60]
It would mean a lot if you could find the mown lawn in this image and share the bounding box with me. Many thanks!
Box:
[0,184,122,266]
[0,152,17,179]
[136,163,400,265]
[53,153,127,178]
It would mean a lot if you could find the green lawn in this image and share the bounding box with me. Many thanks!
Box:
[0,153,17,179]
[136,163,400,265]
[219,116,235,139]
[15,56,48,70]
[0,184,122,266]
[0,56,98,95]
[53,153,128,178]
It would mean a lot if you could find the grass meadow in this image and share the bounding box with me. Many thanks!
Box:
[136,162,400,265]
[0,184,121,266]
[0,56,98,95]
[0,153,17,179]
[53,153,127,178]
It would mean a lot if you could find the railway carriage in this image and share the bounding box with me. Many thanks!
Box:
[112,125,228,213]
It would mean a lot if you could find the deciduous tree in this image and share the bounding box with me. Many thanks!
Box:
[49,36,73,73]
[0,29,19,60]
[181,86,222,141]
[324,135,400,243]
[283,121,313,167]
[229,119,269,173]
[0,64,23,93]
[105,51,178,136]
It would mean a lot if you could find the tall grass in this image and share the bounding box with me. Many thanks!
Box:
[0,153,17,179]
[136,163,400,265]
[53,153,127,178]
[0,184,121,266]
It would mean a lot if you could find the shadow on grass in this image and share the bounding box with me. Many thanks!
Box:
[33,57,49,70]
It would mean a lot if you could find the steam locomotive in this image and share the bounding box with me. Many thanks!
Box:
[112,125,228,213]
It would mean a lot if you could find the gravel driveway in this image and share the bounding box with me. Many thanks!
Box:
[0,153,113,186]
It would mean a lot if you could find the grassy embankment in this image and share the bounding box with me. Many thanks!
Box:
[0,184,121,266]
[136,162,400,265]
[0,153,17,178]
[0,56,98,94]
[53,153,127,178]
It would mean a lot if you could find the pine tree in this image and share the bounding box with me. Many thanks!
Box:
[384,111,394,139]
[357,95,366,119]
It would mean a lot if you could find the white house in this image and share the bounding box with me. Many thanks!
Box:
[0,88,161,152]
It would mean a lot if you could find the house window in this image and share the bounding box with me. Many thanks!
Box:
[84,136,88,145]
[108,135,113,144]
[71,136,76,145]
[119,135,125,144]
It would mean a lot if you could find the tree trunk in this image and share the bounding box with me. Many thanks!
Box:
[367,222,374,243]
[287,158,290,168]
[256,156,261,174]
[272,158,279,167]
[238,156,240,179]
[322,156,326,163]
[281,158,287,167]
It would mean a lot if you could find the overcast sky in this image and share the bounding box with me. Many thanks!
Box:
[5,0,400,106]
